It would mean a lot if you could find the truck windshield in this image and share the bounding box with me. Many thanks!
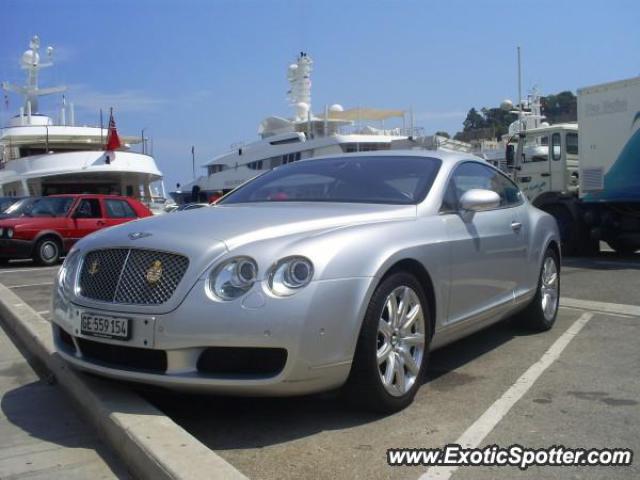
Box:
[3,197,74,217]
[219,156,442,205]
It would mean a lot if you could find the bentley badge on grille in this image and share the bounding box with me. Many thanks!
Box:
[145,260,163,285]
[88,260,100,275]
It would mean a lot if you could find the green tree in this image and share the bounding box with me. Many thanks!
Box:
[462,108,485,131]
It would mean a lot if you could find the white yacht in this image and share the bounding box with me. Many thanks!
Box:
[1,36,166,211]
[176,52,421,201]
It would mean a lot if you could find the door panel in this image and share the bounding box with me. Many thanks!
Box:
[441,161,529,326]
[445,205,528,325]
[71,198,106,238]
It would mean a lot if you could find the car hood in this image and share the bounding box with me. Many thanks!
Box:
[69,202,416,315]
[0,216,57,228]
[91,202,417,250]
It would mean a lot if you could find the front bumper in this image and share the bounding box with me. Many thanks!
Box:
[0,238,33,259]
[51,276,373,395]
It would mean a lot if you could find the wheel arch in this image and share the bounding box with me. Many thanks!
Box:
[376,258,437,339]
[32,230,64,254]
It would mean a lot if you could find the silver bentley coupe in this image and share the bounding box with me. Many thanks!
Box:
[52,152,560,412]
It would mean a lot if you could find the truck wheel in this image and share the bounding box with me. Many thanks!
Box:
[33,237,61,266]
[519,248,560,331]
[343,272,430,413]
[607,239,638,255]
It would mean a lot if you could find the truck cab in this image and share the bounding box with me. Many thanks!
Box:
[509,124,579,204]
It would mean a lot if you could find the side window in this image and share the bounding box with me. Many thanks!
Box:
[105,199,137,218]
[75,199,102,218]
[551,133,562,160]
[441,162,522,211]
[566,133,578,155]
[523,134,549,162]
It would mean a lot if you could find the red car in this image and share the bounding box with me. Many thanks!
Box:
[0,194,152,266]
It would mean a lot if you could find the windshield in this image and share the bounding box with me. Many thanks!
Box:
[220,156,442,205]
[3,197,75,217]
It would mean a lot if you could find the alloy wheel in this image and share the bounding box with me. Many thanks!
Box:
[377,286,426,397]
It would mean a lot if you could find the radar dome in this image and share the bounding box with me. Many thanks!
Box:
[540,122,550,128]
[500,99,514,111]
[21,49,39,67]
[329,104,344,113]
[288,64,298,71]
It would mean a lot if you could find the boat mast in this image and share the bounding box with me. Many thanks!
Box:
[287,52,313,122]
[1,35,66,115]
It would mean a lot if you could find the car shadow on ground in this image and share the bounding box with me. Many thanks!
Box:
[562,251,640,271]
[140,317,539,451]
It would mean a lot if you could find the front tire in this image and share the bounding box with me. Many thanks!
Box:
[344,272,430,413]
[519,248,560,331]
[33,237,61,266]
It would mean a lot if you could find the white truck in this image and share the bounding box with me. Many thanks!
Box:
[506,76,640,255]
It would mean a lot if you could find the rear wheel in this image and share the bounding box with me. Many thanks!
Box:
[344,272,430,413]
[33,237,61,266]
[519,248,560,331]
[544,205,578,256]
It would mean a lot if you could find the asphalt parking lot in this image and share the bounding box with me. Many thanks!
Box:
[1,252,639,480]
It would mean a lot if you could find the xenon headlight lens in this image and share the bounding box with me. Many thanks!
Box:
[58,249,80,294]
[268,256,314,296]
[209,256,258,301]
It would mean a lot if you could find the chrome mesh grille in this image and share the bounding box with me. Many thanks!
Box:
[79,249,129,302]
[78,249,189,305]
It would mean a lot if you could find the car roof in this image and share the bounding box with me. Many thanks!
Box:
[47,194,135,199]
[293,148,485,166]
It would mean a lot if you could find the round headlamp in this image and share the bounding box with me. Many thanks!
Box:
[268,256,314,296]
[58,249,80,294]
[6,228,13,239]
[209,256,258,301]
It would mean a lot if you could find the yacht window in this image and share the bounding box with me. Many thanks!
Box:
[105,199,137,218]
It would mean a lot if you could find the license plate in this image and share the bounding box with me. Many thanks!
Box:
[80,313,131,340]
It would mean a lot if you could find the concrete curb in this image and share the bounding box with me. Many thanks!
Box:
[0,282,248,480]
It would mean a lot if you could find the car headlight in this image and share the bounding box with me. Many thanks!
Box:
[6,228,13,239]
[58,249,80,294]
[268,256,314,296]
[208,256,258,301]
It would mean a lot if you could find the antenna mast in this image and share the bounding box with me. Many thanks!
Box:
[1,35,66,114]
[287,52,313,122]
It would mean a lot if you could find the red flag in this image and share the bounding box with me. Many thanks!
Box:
[105,108,122,151]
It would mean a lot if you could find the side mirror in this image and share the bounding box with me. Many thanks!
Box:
[505,144,515,165]
[459,189,501,212]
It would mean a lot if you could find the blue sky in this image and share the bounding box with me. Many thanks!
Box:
[2,0,639,190]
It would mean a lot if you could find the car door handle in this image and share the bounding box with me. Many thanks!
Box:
[511,221,522,231]
[540,172,551,177]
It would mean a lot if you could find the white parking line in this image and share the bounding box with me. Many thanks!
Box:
[8,282,54,289]
[561,297,640,317]
[421,312,593,480]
